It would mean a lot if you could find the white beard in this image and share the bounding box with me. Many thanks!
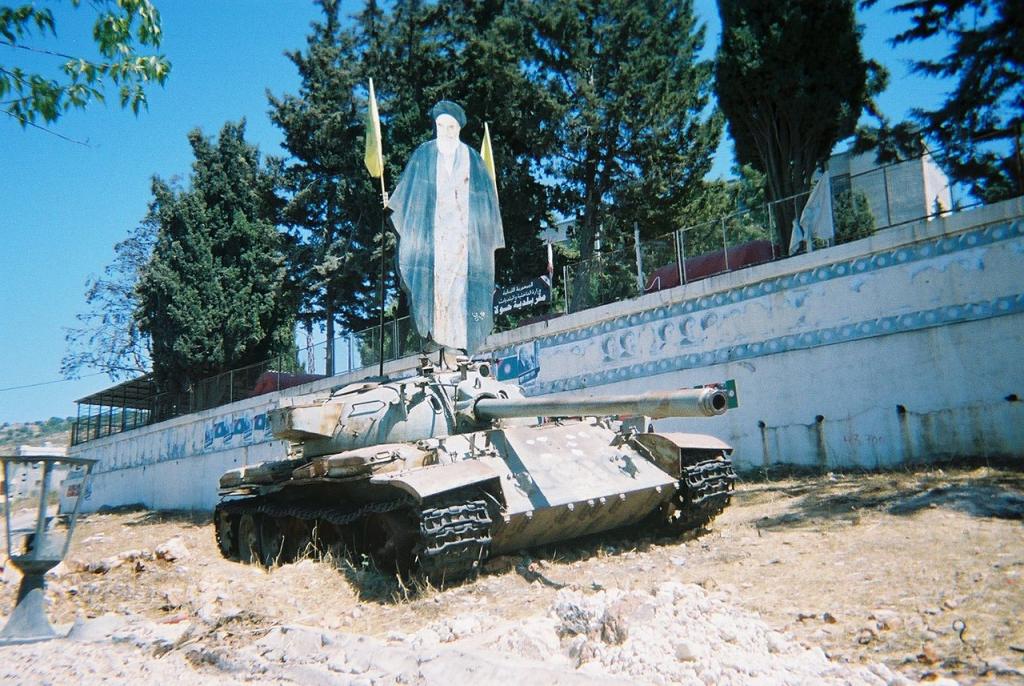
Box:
[436,136,459,156]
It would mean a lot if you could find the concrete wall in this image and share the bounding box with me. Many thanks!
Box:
[70,198,1024,511]
[69,356,421,512]
[490,198,1024,470]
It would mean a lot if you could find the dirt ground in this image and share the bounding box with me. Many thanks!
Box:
[2,463,1022,684]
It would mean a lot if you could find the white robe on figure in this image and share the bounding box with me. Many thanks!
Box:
[432,144,471,350]
[388,134,504,354]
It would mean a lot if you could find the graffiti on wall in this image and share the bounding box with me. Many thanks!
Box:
[204,410,275,452]
[496,340,541,383]
[492,219,1023,395]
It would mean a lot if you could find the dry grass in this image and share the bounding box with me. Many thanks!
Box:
[1,464,1021,684]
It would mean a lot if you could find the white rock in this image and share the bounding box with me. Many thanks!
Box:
[491,618,561,660]
[87,556,123,574]
[255,625,326,663]
[67,613,130,642]
[674,640,702,661]
[117,548,153,562]
[155,537,190,562]
[766,631,787,654]
[710,614,738,642]
[2,562,21,585]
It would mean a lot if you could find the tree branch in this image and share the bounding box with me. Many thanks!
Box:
[0,38,77,61]
[2,109,91,145]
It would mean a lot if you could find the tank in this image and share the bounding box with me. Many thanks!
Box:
[214,356,736,583]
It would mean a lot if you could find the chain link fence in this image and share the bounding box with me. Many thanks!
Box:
[72,315,428,445]
[564,148,982,314]
[71,149,1000,444]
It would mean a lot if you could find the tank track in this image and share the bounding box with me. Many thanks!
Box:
[214,496,415,562]
[416,498,493,582]
[215,494,493,582]
[669,457,737,531]
[215,495,415,536]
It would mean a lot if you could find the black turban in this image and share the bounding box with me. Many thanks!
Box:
[430,100,466,127]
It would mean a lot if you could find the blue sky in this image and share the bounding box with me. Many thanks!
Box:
[0,0,950,424]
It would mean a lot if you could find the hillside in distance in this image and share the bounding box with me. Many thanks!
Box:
[0,416,73,454]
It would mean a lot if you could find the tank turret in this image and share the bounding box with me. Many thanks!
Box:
[268,356,726,455]
[214,357,736,583]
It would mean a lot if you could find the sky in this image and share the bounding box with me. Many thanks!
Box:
[0,0,952,425]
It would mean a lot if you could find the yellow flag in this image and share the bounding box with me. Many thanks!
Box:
[480,122,497,190]
[364,78,384,179]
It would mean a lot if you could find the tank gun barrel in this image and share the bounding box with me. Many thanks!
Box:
[474,387,728,421]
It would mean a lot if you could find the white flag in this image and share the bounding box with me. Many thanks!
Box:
[788,217,805,256]
[798,172,834,253]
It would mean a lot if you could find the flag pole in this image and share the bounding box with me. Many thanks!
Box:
[377,206,387,378]
[364,78,389,378]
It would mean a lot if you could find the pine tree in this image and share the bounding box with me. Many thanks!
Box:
[859,0,1022,201]
[135,121,292,396]
[531,0,722,306]
[269,0,393,374]
[715,0,884,248]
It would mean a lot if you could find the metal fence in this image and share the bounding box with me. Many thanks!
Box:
[71,149,1002,444]
[566,203,784,312]
[564,149,979,313]
[71,315,428,445]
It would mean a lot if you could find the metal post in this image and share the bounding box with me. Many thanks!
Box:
[563,264,570,313]
[377,211,387,377]
[721,218,730,270]
[679,229,688,284]
[672,229,682,287]
[633,222,644,293]
[883,166,892,228]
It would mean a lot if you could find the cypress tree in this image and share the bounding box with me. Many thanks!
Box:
[136,121,292,396]
[715,0,884,247]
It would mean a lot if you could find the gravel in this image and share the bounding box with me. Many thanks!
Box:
[0,580,920,685]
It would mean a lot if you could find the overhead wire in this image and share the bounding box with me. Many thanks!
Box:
[0,372,105,393]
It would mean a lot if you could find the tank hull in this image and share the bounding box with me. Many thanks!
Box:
[215,416,734,581]
[214,360,735,583]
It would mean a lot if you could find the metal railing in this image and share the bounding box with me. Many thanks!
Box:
[71,315,429,445]
[564,148,984,313]
[71,148,1007,444]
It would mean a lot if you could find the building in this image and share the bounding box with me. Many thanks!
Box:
[827,146,953,228]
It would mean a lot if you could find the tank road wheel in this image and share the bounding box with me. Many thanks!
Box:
[237,513,263,565]
[664,452,736,533]
[259,516,286,567]
[283,518,316,561]
[364,511,417,577]
[214,506,237,559]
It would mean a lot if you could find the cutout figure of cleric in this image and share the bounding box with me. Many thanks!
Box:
[388,101,504,353]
